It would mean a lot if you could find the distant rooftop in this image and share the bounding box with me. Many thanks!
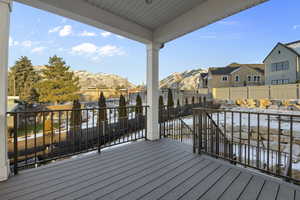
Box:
[209,64,265,75]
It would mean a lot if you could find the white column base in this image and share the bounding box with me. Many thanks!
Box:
[0,160,10,181]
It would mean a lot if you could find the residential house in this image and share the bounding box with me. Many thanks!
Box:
[207,64,265,88]
[264,40,300,85]
[198,72,208,88]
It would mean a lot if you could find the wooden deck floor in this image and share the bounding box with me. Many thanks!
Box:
[0,139,299,200]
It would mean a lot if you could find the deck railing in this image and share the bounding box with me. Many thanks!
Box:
[159,102,219,145]
[193,107,299,184]
[7,105,148,174]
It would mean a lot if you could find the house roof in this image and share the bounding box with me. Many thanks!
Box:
[263,42,300,63]
[210,66,240,75]
[286,40,300,55]
[209,64,264,75]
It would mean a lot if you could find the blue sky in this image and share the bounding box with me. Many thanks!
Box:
[8,0,300,85]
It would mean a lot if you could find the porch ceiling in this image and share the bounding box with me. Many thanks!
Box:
[85,0,205,30]
[15,0,268,44]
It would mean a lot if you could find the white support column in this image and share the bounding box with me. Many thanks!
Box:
[0,0,11,181]
[146,43,160,140]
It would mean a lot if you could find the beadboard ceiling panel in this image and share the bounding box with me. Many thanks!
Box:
[84,0,206,30]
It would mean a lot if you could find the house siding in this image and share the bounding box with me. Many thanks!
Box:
[264,44,299,85]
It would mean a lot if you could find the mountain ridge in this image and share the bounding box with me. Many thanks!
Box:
[160,68,208,90]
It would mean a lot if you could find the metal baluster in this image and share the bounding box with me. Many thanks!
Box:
[92,109,95,148]
[34,113,37,166]
[231,112,234,160]
[25,113,28,165]
[239,112,242,163]
[267,114,270,171]
[97,108,101,153]
[43,112,46,158]
[66,111,69,153]
[58,111,61,149]
[256,113,260,169]
[199,110,202,154]
[79,110,82,152]
[13,113,19,175]
[86,109,88,151]
[248,113,250,166]
[289,116,293,179]
[278,115,281,175]
[145,106,148,139]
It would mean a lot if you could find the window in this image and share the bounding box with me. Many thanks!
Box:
[235,75,240,82]
[271,61,289,72]
[247,76,252,82]
[222,76,228,81]
[271,79,289,85]
[271,80,277,85]
[253,76,261,82]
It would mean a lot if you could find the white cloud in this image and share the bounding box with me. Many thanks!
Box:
[9,37,19,47]
[71,43,125,60]
[48,26,61,33]
[98,45,125,56]
[101,31,112,37]
[9,37,13,46]
[59,25,72,37]
[79,30,97,37]
[21,40,33,47]
[293,25,300,30]
[72,43,98,54]
[31,47,46,53]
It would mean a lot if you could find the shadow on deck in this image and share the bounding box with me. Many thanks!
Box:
[0,139,299,200]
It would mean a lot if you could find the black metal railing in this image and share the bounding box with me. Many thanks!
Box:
[159,102,220,144]
[193,107,299,184]
[7,105,148,174]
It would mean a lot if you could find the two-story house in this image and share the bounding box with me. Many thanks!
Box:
[264,40,300,85]
[207,64,265,88]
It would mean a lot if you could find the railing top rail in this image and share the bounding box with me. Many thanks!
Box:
[7,105,149,115]
[193,107,300,118]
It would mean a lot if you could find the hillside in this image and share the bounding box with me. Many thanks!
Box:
[33,66,135,89]
[73,70,135,89]
[160,68,208,90]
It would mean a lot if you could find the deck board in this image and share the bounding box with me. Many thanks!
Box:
[257,181,279,200]
[218,172,253,200]
[0,139,298,200]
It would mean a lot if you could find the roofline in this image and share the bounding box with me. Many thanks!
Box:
[285,40,300,46]
[263,42,300,63]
